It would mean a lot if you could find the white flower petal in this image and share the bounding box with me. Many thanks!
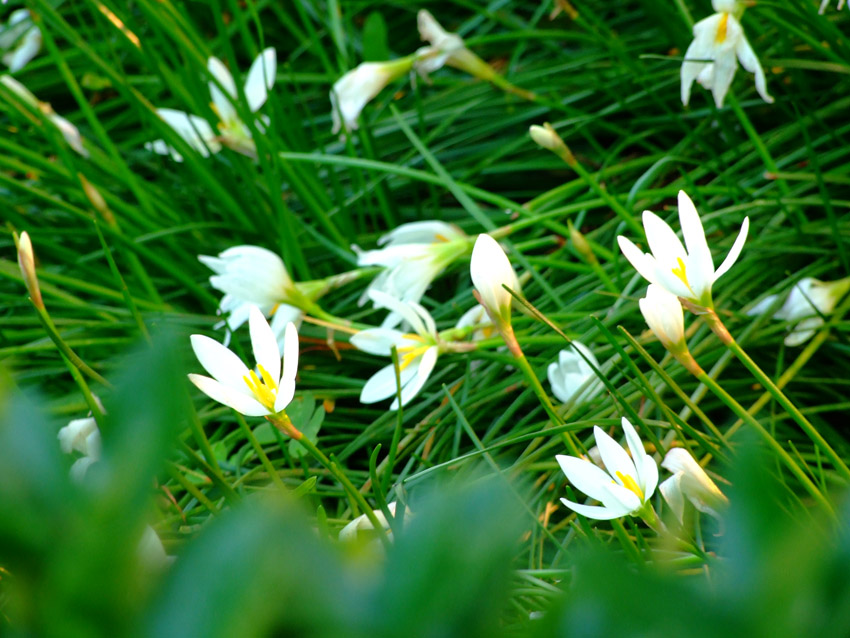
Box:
[360,362,418,404]
[207,56,238,123]
[190,334,251,388]
[659,474,686,523]
[593,425,638,486]
[713,217,749,282]
[249,305,281,383]
[281,321,299,389]
[188,374,269,416]
[556,454,619,504]
[677,191,714,297]
[470,234,519,320]
[617,236,661,287]
[156,108,220,156]
[244,47,276,112]
[391,346,438,409]
[560,497,630,520]
[351,328,406,356]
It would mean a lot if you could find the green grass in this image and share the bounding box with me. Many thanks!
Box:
[2,0,850,635]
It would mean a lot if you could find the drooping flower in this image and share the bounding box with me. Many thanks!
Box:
[0,9,41,72]
[819,0,847,14]
[189,306,298,417]
[354,221,472,328]
[148,48,276,160]
[351,290,441,409]
[1,75,88,156]
[330,57,415,134]
[547,341,602,405]
[58,414,102,483]
[414,9,497,84]
[556,417,658,520]
[617,190,749,310]
[681,0,773,108]
[659,448,728,523]
[199,245,303,345]
[639,284,687,353]
[470,233,521,330]
[746,276,850,346]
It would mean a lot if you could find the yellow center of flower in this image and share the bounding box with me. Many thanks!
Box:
[396,334,431,371]
[243,364,278,410]
[615,471,645,502]
[715,13,729,44]
[671,257,694,293]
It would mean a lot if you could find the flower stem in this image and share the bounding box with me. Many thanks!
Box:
[695,370,834,515]
[704,310,850,485]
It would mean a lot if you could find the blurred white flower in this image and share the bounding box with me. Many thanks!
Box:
[148,48,276,160]
[351,290,440,409]
[58,416,102,459]
[354,221,471,328]
[746,276,850,346]
[659,448,728,523]
[454,304,494,342]
[547,341,602,405]
[1,75,88,156]
[0,9,41,71]
[556,417,658,520]
[819,0,847,14]
[618,190,749,310]
[470,233,520,329]
[413,9,468,78]
[330,57,414,134]
[199,245,303,346]
[189,306,298,417]
[639,284,687,353]
[338,501,410,542]
[681,0,773,108]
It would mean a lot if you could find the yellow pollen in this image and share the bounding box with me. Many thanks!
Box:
[671,257,693,291]
[434,233,451,243]
[243,364,278,409]
[715,13,729,44]
[615,471,645,502]
[398,346,429,371]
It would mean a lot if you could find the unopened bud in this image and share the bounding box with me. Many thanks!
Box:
[16,231,44,309]
[79,174,116,225]
[568,221,597,265]
[529,122,576,166]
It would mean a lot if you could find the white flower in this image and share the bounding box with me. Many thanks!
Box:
[819,0,847,14]
[338,501,409,542]
[413,9,468,78]
[746,276,850,346]
[354,221,471,328]
[188,306,298,417]
[1,75,88,156]
[199,245,302,345]
[617,190,749,310]
[330,58,414,134]
[148,48,276,160]
[547,341,602,405]
[639,284,687,353]
[659,448,728,522]
[58,416,102,460]
[351,290,441,409]
[556,417,659,520]
[470,234,520,328]
[0,9,41,72]
[681,0,773,108]
[454,304,494,342]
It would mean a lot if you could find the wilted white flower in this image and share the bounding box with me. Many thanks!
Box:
[354,221,472,328]
[659,448,728,522]
[0,9,41,71]
[189,306,298,417]
[148,48,276,160]
[819,0,847,14]
[681,0,773,108]
[618,190,749,310]
[746,276,850,346]
[556,417,658,520]
[330,57,414,134]
[470,233,521,329]
[414,9,496,84]
[199,245,303,345]
[352,290,441,409]
[547,341,602,405]
[1,75,88,156]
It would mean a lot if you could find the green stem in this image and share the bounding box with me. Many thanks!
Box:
[695,370,834,515]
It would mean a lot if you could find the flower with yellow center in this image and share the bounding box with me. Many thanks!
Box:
[188,306,298,417]
[681,0,773,108]
[556,417,658,520]
[148,48,276,161]
[617,190,749,310]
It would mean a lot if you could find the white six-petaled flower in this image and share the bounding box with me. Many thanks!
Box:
[354,220,472,328]
[659,448,728,523]
[547,341,602,405]
[199,244,302,346]
[681,0,773,108]
[0,9,41,72]
[556,417,658,520]
[746,276,850,346]
[470,233,521,329]
[148,48,276,160]
[618,190,749,310]
[189,306,298,417]
[351,290,441,409]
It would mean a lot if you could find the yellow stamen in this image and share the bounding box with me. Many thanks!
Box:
[243,364,278,410]
[715,13,729,44]
[671,257,693,291]
[434,233,451,243]
[615,471,645,502]
[399,346,429,371]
